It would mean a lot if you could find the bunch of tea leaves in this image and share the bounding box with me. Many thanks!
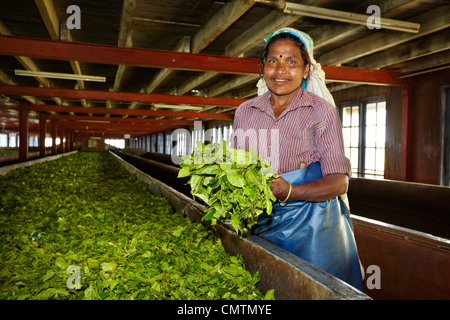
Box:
[0,151,274,300]
[178,142,278,236]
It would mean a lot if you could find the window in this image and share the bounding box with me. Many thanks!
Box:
[341,105,360,177]
[205,124,233,145]
[223,123,233,146]
[105,139,125,149]
[9,133,17,147]
[340,100,386,179]
[157,133,164,153]
[176,130,188,156]
[191,125,204,148]
[151,134,157,153]
[365,101,386,179]
[165,132,172,155]
[0,133,8,147]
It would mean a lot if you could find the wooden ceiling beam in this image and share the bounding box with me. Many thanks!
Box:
[113,0,137,93]
[156,0,256,97]
[34,0,89,108]
[319,5,450,66]
[353,28,450,70]
[310,0,419,50]
[0,20,51,88]
[191,0,255,54]
[129,36,191,110]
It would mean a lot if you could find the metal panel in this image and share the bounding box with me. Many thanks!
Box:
[353,215,450,299]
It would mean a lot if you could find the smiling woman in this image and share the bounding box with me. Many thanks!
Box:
[232,28,365,292]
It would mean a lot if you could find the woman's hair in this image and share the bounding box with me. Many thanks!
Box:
[259,32,310,76]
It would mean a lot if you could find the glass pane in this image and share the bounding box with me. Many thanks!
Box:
[351,106,359,126]
[344,147,351,159]
[351,127,359,147]
[366,126,376,147]
[365,147,375,170]
[0,134,7,147]
[376,148,385,172]
[376,125,386,147]
[342,128,351,148]
[377,102,386,125]
[351,148,359,170]
[342,107,351,127]
[366,103,377,125]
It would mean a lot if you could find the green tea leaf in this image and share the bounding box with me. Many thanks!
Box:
[0,151,274,300]
[101,262,117,272]
[178,142,278,236]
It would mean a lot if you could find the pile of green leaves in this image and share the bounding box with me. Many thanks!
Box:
[0,151,274,300]
[178,142,278,236]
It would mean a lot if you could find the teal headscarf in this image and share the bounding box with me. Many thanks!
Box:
[258,28,335,106]
[264,28,314,90]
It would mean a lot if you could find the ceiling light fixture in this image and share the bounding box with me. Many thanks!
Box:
[153,104,203,111]
[283,2,420,33]
[14,70,106,82]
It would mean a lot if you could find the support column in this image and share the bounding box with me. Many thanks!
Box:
[51,120,57,155]
[401,80,412,181]
[59,126,64,153]
[39,112,47,157]
[18,102,29,162]
[65,129,69,152]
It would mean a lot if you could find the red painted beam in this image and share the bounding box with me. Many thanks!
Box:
[0,35,259,75]
[1,102,233,121]
[26,103,234,120]
[0,85,244,109]
[0,35,405,85]
[18,102,28,161]
[61,121,183,131]
[46,114,195,125]
[323,65,404,86]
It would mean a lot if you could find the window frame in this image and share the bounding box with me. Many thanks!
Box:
[339,98,386,179]
[440,85,450,186]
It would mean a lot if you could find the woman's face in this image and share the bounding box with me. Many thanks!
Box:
[263,39,310,98]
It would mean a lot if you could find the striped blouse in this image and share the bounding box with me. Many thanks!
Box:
[231,88,351,178]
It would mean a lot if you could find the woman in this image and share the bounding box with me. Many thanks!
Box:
[232,28,365,292]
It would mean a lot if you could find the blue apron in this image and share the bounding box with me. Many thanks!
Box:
[253,162,365,292]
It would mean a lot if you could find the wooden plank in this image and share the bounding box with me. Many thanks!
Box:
[191,0,254,54]
[319,6,450,66]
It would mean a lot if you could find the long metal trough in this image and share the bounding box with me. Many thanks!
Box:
[110,150,370,300]
[114,150,450,300]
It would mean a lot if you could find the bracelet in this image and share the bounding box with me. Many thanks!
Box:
[279,182,292,203]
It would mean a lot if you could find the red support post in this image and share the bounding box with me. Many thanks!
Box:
[59,126,64,153]
[65,130,69,152]
[39,112,47,157]
[18,102,29,162]
[51,120,57,155]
